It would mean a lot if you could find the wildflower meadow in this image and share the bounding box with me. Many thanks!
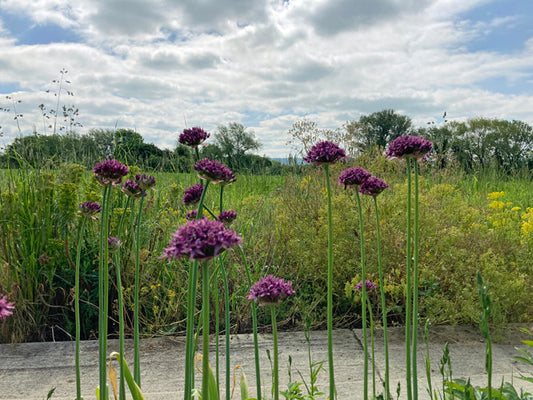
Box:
[0,125,533,400]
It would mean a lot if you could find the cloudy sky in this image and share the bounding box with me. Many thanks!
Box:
[0,0,532,157]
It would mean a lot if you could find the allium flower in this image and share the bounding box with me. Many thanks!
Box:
[248,275,295,306]
[0,295,15,320]
[79,201,101,216]
[186,210,198,220]
[135,174,156,191]
[218,210,237,225]
[355,280,377,291]
[93,159,129,185]
[108,236,122,253]
[179,127,210,147]
[194,158,236,185]
[183,183,204,206]
[386,135,433,159]
[304,141,346,166]
[161,217,242,263]
[121,179,143,199]
[358,176,389,197]
[338,167,371,188]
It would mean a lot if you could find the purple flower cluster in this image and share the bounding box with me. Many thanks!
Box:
[108,236,122,253]
[93,159,129,185]
[121,179,143,199]
[355,280,377,291]
[162,217,242,263]
[79,201,101,216]
[0,295,14,320]
[136,174,156,191]
[358,176,389,197]
[183,183,204,206]
[248,275,295,306]
[218,210,237,225]
[338,167,371,188]
[179,127,210,147]
[194,158,236,185]
[304,141,346,166]
[386,135,433,159]
[186,210,198,220]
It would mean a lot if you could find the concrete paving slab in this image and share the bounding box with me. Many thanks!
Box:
[1,326,532,400]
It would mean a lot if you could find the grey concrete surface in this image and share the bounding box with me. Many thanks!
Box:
[1,325,533,400]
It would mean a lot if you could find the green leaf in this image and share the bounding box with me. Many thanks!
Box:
[240,370,250,400]
[110,352,145,400]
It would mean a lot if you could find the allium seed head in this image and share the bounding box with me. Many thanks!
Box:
[161,217,242,263]
[248,275,295,306]
[121,179,143,199]
[108,236,122,253]
[179,127,210,147]
[194,158,236,185]
[304,141,346,166]
[93,159,129,185]
[183,183,204,206]
[358,176,389,197]
[79,201,101,216]
[218,210,237,226]
[386,135,433,159]
[355,280,377,291]
[135,174,156,191]
[186,210,198,221]
[338,167,371,188]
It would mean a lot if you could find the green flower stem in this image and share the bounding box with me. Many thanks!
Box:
[355,190,369,400]
[222,264,231,400]
[214,275,220,395]
[133,192,146,386]
[184,181,210,400]
[202,260,211,400]
[114,197,131,400]
[219,186,224,213]
[238,246,262,400]
[366,297,376,399]
[270,305,279,400]
[74,216,87,400]
[373,196,390,400]
[405,159,413,400]
[324,164,336,400]
[412,158,420,400]
[98,185,110,400]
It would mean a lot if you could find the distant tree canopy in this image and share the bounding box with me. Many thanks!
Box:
[212,123,262,170]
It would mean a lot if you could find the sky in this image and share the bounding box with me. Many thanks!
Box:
[0,0,532,158]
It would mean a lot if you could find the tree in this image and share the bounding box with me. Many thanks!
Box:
[213,123,261,169]
[353,109,413,152]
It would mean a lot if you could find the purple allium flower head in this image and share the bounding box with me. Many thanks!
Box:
[93,159,129,185]
[79,201,101,216]
[386,135,433,159]
[355,280,377,291]
[135,174,156,191]
[194,158,236,185]
[0,295,15,320]
[186,210,198,221]
[338,167,371,188]
[161,217,242,263]
[304,141,346,166]
[121,179,143,199]
[183,183,204,206]
[218,210,237,226]
[248,275,295,306]
[179,127,210,147]
[358,176,389,197]
[108,236,122,253]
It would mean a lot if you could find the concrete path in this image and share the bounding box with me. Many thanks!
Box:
[1,325,532,400]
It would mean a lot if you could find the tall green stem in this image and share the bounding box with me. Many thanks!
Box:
[75,216,87,400]
[134,193,145,385]
[202,261,211,400]
[355,190,368,400]
[373,197,390,400]
[222,265,231,400]
[412,158,420,400]
[405,159,413,400]
[324,164,336,400]
[98,185,110,400]
[366,297,376,399]
[238,246,262,400]
[270,306,279,400]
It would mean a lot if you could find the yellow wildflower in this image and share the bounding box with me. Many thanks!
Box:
[487,191,504,200]
[511,207,521,212]
[489,201,505,209]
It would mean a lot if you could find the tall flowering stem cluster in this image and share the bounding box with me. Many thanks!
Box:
[249,276,294,400]
[339,167,389,400]
[304,141,346,400]
[386,135,432,400]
